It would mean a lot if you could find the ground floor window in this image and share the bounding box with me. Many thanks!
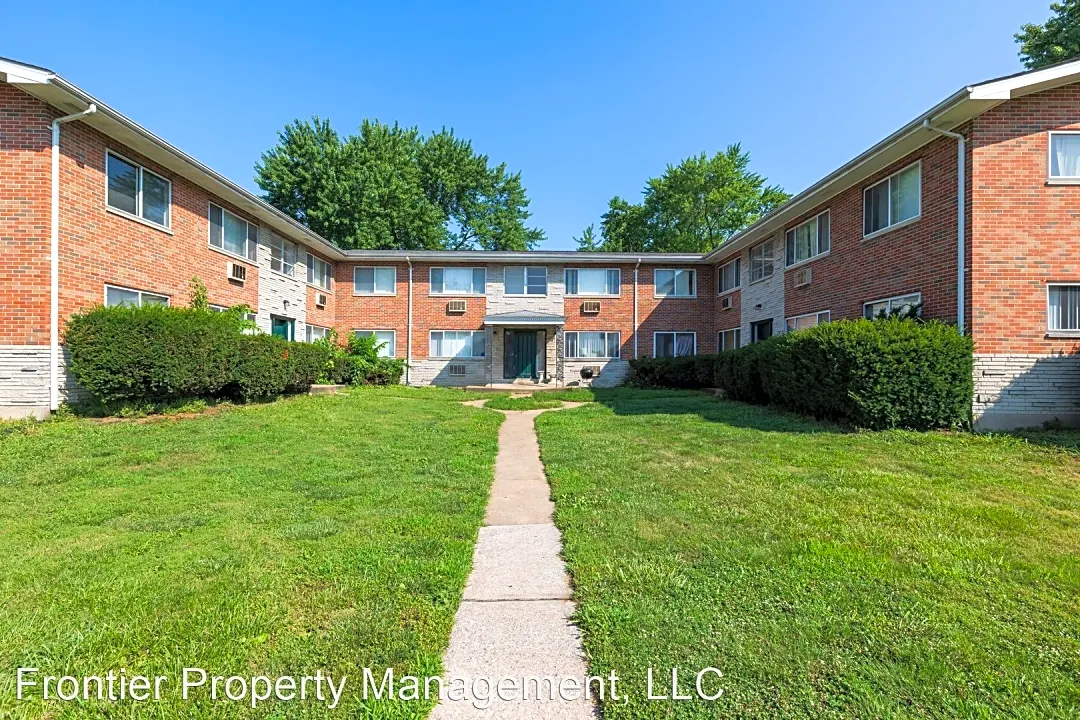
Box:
[1048,284,1080,333]
[105,284,169,307]
[718,327,741,351]
[786,310,831,332]
[654,332,695,358]
[863,292,921,319]
[209,304,256,323]
[354,330,396,357]
[565,331,620,359]
[750,319,773,343]
[307,325,331,343]
[430,330,484,358]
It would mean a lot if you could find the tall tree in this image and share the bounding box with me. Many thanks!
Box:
[578,145,788,252]
[1017,0,1080,69]
[256,119,544,250]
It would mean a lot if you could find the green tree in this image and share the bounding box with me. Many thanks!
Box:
[256,119,544,250]
[1017,1,1080,69]
[580,145,788,253]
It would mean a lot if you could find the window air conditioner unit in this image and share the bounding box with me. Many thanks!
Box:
[447,299,467,314]
[793,267,812,288]
[719,296,733,311]
[582,300,601,314]
[448,363,466,377]
[315,293,328,309]
[228,262,247,283]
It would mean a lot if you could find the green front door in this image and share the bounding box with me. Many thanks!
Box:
[271,316,294,341]
[503,330,537,379]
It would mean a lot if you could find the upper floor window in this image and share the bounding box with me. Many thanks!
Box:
[654,331,696,358]
[105,284,169,307]
[106,152,171,228]
[1048,284,1080,334]
[749,240,775,283]
[353,266,396,295]
[1049,132,1080,180]
[565,331,620,359]
[565,268,620,296]
[307,253,333,291]
[786,310,831,332]
[786,211,830,266]
[431,267,486,295]
[209,203,258,262]
[655,269,696,298]
[718,258,741,294]
[504,266,547,295]
[270,235,298,276]
[864,292,921,319]
[864,162,920,237]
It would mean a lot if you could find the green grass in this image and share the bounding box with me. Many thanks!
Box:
[483,394,565,411]
[535,390,1080,719]
[0,387,502,718]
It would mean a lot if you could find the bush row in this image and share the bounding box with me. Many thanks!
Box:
[628,318,973,430]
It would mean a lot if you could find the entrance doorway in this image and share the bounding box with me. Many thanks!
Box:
[503,330,538,379]
[271,315,294,341]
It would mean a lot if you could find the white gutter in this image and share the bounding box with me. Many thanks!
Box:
[922,120,967,335]
[633,258,641,359]
[406,256,413,385]
[50,103,97,411]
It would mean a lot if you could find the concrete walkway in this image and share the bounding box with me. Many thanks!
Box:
[431,402,595,719]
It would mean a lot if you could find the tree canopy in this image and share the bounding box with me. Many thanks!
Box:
[256,118,544,250]
[577,145,789,253]
[1017,0,1080,69]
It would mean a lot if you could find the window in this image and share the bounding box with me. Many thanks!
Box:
[863,292,922,319]
[431,267,486,295]
[270,235,298,276]
[864,163,921,237]
[786,311,831,332]
[565,268,620,296]
[785,211,830,266]
[306,325,331,343]
[654,332,696,358]
[208,203,258,261]
[306,254,333,291]
[565,331,620,359]
[718,258,741,294]
[354,329,397,357]
[430,330,485,358]
[718,328,741,352]
[750,319,773,343]
[749,240,775,283]
[655,269,696,297]
[106,152,171,228]
[1048,284,1080,333]
[504,266,547,295]
[1049,132,1080,180]
[352,266,396,295]
[105,284,169,307]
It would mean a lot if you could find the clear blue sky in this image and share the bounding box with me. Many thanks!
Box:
[1,0,1049,249]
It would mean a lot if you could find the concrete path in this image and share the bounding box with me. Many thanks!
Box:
[431,403,596,719]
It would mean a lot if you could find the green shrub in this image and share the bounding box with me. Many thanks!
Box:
[720,336,779,404]
[344,332,406,386]
[228,334,293,401]
[285,341,331,392]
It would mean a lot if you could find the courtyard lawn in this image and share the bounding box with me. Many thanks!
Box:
[536,391,1080,719]
[0,388,502,719]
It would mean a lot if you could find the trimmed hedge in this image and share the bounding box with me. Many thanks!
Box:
[629,318,973,430]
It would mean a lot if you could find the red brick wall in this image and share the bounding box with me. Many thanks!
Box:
[562,263,637,358]
[970,84,1080,354]
[412,262,488,358]
[638,265,716,355]
[334,262,409,356]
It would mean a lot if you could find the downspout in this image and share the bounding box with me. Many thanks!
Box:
[633,258,641,359]
[50,103,97,412]
[922,119,966,335]
[405,257,413,385]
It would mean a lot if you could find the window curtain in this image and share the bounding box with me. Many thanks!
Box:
[675,333,694,356]
[1050,286,1080,331]
[1053,135,1080,177]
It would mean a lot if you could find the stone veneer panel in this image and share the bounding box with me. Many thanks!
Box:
[740,235,786,340]
[973,353,1080,429]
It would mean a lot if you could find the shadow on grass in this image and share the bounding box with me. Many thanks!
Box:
[1009,427,1080,455]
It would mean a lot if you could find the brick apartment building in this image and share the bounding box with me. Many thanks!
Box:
[2,56,1080,429]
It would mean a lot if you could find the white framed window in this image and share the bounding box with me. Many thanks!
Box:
[863,292,922,319]
[306,254,333,291]
[1048,284,1080,334]
[564,268,620,296]
[718,328,741,351]
[209,304,256,322]
[655,268,696,298]
[863,162,921,238]
[504,266,547,295]
[1049,131,1080,180]
[786,310,831,332]
[306,324,331,343]
[106,151,171,228]
[208,203,258,262]
[270,235,298,276]
[785,211,830,266]
[749,240,775,283]
[565,331,620,359]
[104,284,169,307]
[353,266,396,295]
[717,258,741,294]
[654,332,696,358]
[430,330,485,358]
[354,329,397,357]
[431,267,486,295]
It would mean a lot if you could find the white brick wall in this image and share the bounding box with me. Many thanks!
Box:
[255,226,308,339]
[484,264,565,315]
[564,359,629,387]
[409,358,487,386]
[0,345,49,412]
[974,353,1080,429]
[741,235,785,339]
